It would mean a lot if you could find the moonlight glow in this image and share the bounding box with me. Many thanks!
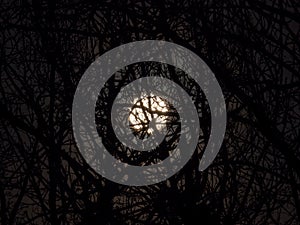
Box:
[129,95,169,135]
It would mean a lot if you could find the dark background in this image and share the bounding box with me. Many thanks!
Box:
[0,0,299,224]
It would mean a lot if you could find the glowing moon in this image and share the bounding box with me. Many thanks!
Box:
[129,95,169,135]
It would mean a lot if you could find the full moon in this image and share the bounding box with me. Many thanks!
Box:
[129,95,169,136]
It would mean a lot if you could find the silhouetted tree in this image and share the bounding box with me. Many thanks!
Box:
[0,0,299,224]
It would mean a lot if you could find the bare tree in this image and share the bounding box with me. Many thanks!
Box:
[0,0,299,224]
